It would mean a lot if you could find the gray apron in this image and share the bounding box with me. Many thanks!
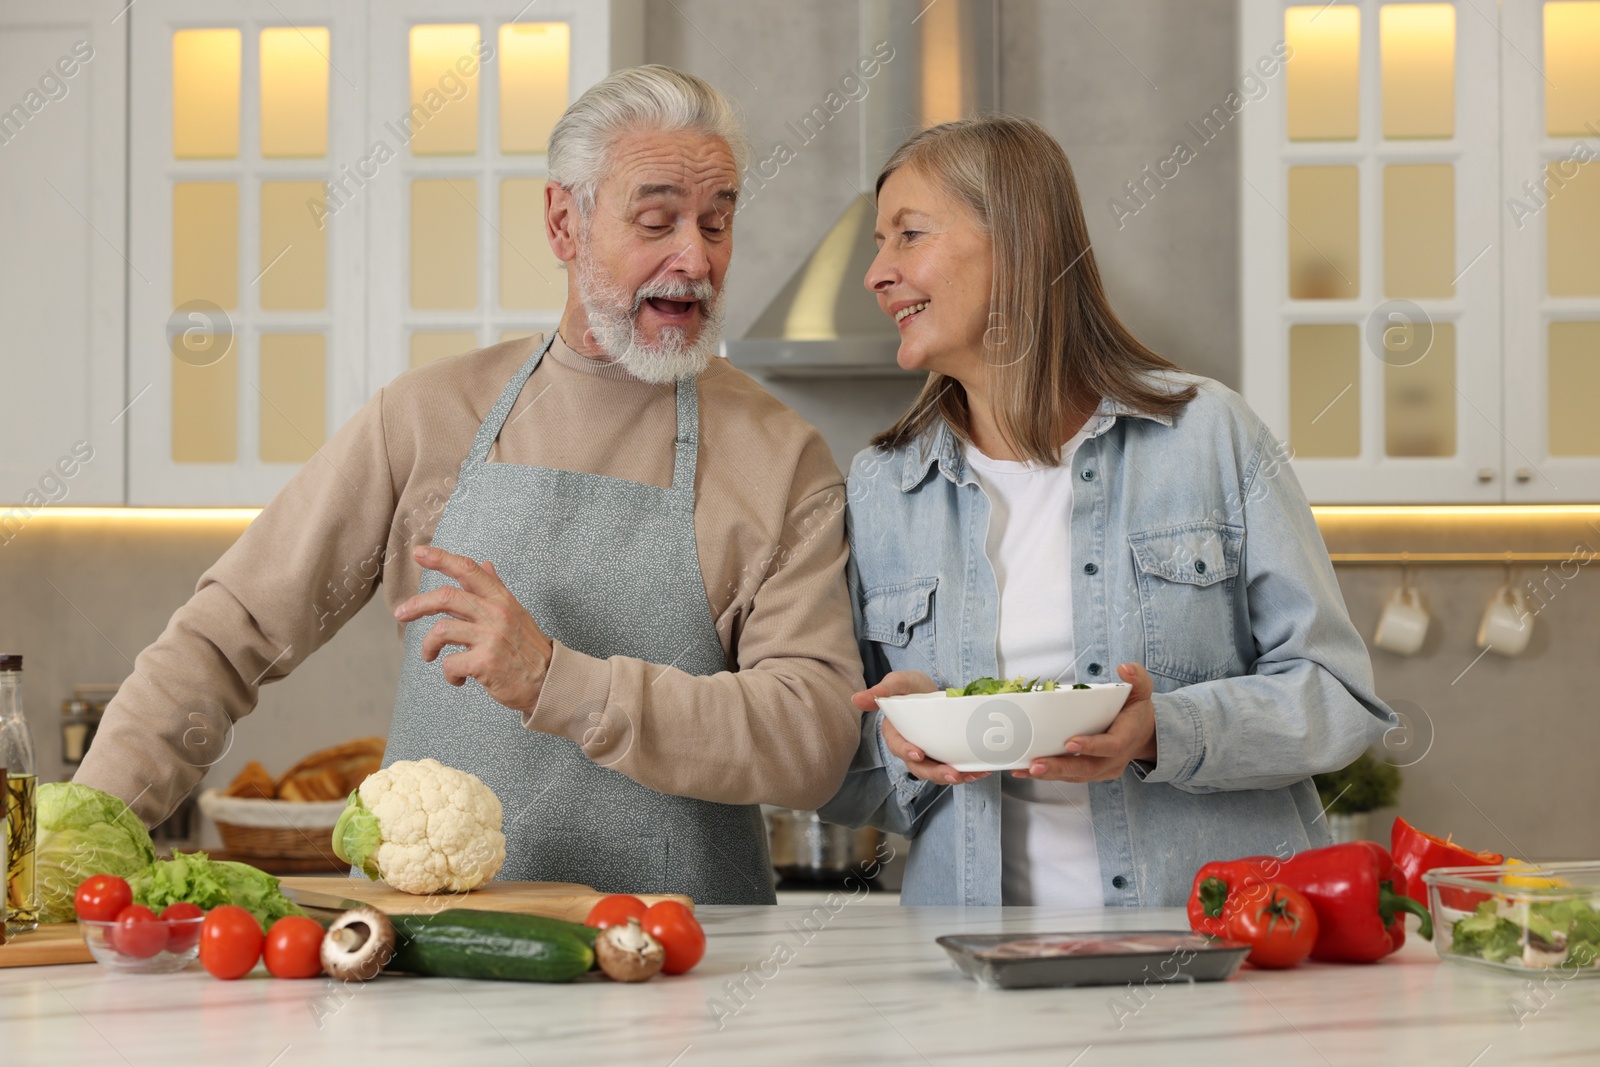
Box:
[382,334,775,904]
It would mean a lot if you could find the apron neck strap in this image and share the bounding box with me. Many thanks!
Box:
[468,332,702,493]
[467,332,557,465]
[670,374,699,493]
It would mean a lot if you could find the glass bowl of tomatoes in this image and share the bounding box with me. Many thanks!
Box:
[79,914,206,973]
[74,874,208,974]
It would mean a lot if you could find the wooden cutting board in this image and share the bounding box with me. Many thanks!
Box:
[0,924,94,968]
[278,877,694,923]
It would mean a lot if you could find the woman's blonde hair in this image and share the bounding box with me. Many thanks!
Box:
[871,116,1195,464]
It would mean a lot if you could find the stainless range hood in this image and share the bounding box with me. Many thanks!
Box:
[722,0,998,378]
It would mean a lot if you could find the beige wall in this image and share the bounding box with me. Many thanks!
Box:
[1336,562,1600,862]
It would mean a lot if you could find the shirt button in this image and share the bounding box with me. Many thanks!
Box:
[1081,469,1095,481]
[1087,663,1102,676]
[896,620,906,633]
[1194,560,1207,574]
[1112,875,1127,889]
[1083,562,1098,575]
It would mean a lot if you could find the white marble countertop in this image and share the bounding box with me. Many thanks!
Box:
[3,904,1596,1066]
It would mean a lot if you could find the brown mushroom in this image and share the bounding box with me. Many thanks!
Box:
[321,906,396,982]
[595,917,666,982]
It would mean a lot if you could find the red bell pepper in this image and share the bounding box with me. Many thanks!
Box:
[1187,842,1433,962]
[1274,842,1433,962]
[1389,816,1503,911]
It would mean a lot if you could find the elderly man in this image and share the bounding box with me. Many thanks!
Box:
[75,66,864,905]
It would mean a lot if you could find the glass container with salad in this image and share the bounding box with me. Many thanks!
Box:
[1423,861,1600,976]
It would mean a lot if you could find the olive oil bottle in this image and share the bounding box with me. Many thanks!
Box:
[0,654,38,934]
[1,766,8,945]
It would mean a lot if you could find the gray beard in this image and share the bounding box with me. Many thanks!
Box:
[573,251,725,386]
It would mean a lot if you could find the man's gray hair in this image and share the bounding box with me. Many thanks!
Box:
[548,65,748,217]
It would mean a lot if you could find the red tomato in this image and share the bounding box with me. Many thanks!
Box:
[73,874,133,923]
[641,901,705,975]
[199,905,264,979]
[263,916,326,979]
[110,905,168,959]
[160,902,206,953]
[585,894,649,931]
[1226,882,1319,970]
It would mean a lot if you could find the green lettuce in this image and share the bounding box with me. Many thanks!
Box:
[1450,897,1600,968]
[129,850,302,931]
[945,676,1061,697]
[34,783,158,923]
[1451,902,1523,963]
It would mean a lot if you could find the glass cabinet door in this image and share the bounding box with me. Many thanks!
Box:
[128,1,365,504]
[1501,1,1600,501]
[1242,0,1504,503]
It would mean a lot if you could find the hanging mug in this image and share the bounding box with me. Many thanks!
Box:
[1373,584,1430,656]
[1476,583,1533,657]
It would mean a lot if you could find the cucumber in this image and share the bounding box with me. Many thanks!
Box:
[386,909,596,982]
[394,908,599,947]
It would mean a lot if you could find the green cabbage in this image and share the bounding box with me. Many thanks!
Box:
[34,782,158,923]
[129,850,302,931]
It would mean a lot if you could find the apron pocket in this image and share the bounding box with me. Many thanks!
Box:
[533,830,668,894]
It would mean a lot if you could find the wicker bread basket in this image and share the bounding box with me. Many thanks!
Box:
[197,790,348,860]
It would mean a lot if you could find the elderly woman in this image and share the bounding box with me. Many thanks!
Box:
[819,116,1393,907]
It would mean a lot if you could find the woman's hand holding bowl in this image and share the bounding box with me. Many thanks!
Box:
[853,671,992,786]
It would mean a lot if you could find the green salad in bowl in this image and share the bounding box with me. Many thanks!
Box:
[943,676,1090,697]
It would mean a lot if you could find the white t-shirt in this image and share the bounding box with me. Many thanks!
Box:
[965,428,1104,908]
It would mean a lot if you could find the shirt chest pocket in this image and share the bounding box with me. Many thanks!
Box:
[861,577,939,677]
[1128,521,1245,685]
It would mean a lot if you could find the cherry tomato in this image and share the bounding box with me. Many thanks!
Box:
[1225,882,1319,969]
[160,902,206,953]
[110,904,168,959]
[641,900,705,975]
[73,874,133,923]
[585,894,649,931]
[263,916,326,979]
[199,905,264,979]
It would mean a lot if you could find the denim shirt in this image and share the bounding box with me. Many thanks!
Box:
[817,375,1395,907]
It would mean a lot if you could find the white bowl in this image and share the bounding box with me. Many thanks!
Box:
[877,684,1132,771]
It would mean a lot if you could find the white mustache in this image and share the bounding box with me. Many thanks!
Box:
[631,277,717,315]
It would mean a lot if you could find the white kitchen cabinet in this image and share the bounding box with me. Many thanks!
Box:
[0,0,126,507]
[127,0,370,505]
[1241,0,1600,504]
[124,0,642,505]
[1499,1,1600,503]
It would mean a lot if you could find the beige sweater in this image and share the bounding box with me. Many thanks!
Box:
[77,334,866,826]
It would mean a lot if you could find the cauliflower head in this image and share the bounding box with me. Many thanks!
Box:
[331,758,506,894]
